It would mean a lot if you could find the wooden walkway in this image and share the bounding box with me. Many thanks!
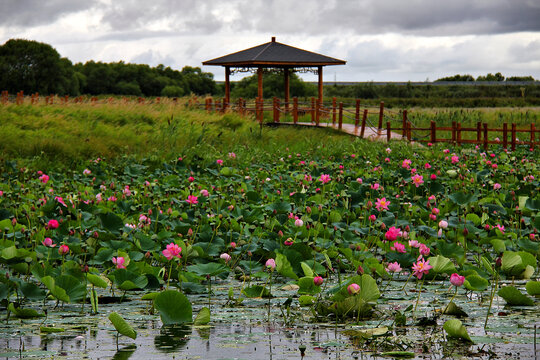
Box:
[270,121,404,141]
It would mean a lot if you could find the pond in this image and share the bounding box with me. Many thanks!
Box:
[1,278,537,359]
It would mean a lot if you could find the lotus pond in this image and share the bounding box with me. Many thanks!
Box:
[0,140,539,359]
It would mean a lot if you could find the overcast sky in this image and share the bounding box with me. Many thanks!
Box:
[1,0,539,82]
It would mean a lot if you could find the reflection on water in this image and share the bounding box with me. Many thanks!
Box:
[154,325,191,353]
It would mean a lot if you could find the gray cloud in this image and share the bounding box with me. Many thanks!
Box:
[238,0,540,36]
[0,0,97,28]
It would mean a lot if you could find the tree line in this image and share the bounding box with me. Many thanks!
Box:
[0,39,216,97]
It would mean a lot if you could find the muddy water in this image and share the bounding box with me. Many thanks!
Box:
[0,279,538,359]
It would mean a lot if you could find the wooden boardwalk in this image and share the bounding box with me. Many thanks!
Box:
[271,121,404,141]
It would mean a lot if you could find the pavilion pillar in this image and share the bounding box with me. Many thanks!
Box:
[257,67,263,100]
[317,66,323,105]
[257,67,263,123]
[224,66,231,107]
[284,67,290,113]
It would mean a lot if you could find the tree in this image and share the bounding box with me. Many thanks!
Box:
[435,74,475,82]
[230,72,315,99]
[476,72,505,81]
[0,39,77,95]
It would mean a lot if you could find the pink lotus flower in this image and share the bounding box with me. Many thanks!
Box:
[229,242,237,249]
[356,178,363,184]
[493,183,501,190]
[200,189,209,197]
[369,214,377,222]
[48,219,59,229]
[319,174,331,184]
[408,240,420,248]
[385,226,401,242]
[375,197,390,211]
[313,276,324,286]
[347,283,361,295]
[186,195,198,205]
[83,169,91,175]
[228,152,236,159]
[411,174,424,187]
[430,174,437,180]
[424,163,431,169]
[284,238,294,246]
[42,237,56,247]
[162,243,182,260]
[39,174,50,184]
[429,214,437,221]
[402,159,412,169]
[412,257,432,279]
[265,258,276,270]
[386,262,402,273]
[419,244,430,256]
[390,241,406,253]
[294,218,304,227]
[58,244,69,255]
[216,159,223,165]
[439,220,448,229]
[220,253,232,262]
[450,273,465,287]
[112,256,126,269]
[432,208,440,215]
[371,183,380,190]
[451,155,459,164]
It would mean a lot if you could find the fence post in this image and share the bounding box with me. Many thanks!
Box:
[222,97,227,113]
[451,121,456,144]
[457,122,462,146]
[530,123,535,150]
[238,98,243,116]
[293,97,298,124]
[355,99,361,127]
[387,121,391,142]
[273,97,277,122]
[476,122,481,144]
[511,123,516,151]
[402,110,407,137]
[316,99,320,126]
[378,101,384,134]
[407,121,412,141]
[430,121,436,144]
[483,123,489,150]
[360,109,367,138]
[311,97,316,123]
[338,102,343,129]
[332,97,337,125]
[503,123,508,149]
[276,98,281,123]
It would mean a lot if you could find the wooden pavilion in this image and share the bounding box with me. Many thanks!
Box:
[202,37,346,107]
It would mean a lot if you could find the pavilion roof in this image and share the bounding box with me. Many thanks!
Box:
[202,37,346,67]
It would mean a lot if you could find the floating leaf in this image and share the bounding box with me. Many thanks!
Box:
[298,295,315,306]
[443,301,468,317]
[154,290,193,325]
[241,285,271,298]
[275,252,299,280]
[498,286,534,306]
[343,326,388,339]
[98,212,124,234]
[108,312,137,340]
[300,262,314,277]
[193,307,210,326]
[449,192,477,206]
[297,276,321,295]
[463,275,489,291]
[443,319,473,342]
[380,351,416,358]
[8,303,45,318]
[40,326,65,333]
[525,281,540,296]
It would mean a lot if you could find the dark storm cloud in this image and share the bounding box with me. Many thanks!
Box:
[237,0,540,36]
[0,0,97,28]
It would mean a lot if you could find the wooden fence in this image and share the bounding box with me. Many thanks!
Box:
[3,90,538,149]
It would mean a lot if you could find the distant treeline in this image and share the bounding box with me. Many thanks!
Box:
[1,38,539,108]
[0,39,216,97]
